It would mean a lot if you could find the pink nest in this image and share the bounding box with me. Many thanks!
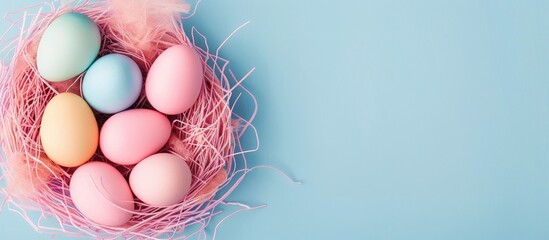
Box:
[0,0,261,238]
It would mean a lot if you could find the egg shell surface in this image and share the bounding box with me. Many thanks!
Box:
[129,153,193,206]
[146,44,204,115]
[100,109,171,165]
[70,161,134,227]
[82,53,143,114]
[40,93,98,167]
[36,12,101,82]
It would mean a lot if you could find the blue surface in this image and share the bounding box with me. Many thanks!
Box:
[1,0,549,239]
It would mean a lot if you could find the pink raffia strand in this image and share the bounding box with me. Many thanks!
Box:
[0,0,299,239]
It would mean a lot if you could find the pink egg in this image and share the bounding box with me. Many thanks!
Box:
[145,44,203,115]
[129,153,192,206]
[100,109,171,165]
[70,162,134,227]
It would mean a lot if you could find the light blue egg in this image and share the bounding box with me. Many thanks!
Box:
[37,12,101,82]
[82,54,142,114]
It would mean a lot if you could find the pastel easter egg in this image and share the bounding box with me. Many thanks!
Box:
[146,44,203,115]
[129,153,192,206]
[82,54,142,114]
[37,12,101,82]
[70,161,134,226]
[40,93,98,167]
[100,109,171,165]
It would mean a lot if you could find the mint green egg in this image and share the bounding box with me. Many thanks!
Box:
[36,13,101,82]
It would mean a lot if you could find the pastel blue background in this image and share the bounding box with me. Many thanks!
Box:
[1,0,549,239]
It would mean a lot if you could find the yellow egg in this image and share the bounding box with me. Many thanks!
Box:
[40,93,98,167]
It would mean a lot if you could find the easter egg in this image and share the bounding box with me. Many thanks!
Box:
[40,93,98,167]
[36,12,101,82]
[100,109,171,165]
[129,153,192,206]
[146,44,203,115]
[70,161,134,226]
[82,54,142,114]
